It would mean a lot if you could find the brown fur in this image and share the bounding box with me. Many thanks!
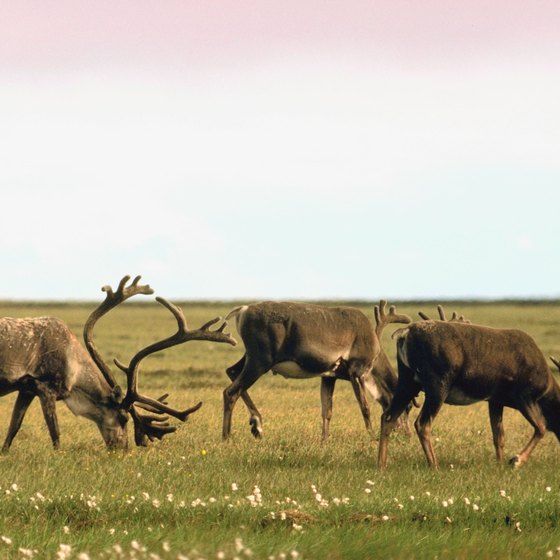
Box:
[379,320,560,469]
[222,301,398,441]
[0,317,127,451]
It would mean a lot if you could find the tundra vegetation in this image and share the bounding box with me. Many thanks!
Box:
[0,300,560,559]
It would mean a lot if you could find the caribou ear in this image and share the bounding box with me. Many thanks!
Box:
[111,385,125,404]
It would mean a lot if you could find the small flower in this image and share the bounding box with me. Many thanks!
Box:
[472,504,480,511]
[364,488,372,494]
[1,536,12,545]
[231,483,239,492]
[464,497,471,505]
[381,515,389,521]
[546,486,552,492]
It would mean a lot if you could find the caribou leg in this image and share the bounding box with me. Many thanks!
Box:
[413,390,445,469]
[320,377,336,440]
[223,358,267,441]
[2,392,36,452]
[36,382,61,449]
[349,370,373,434]
[226,355,264,438]
[489,401,505,462]
[509,401,547,468]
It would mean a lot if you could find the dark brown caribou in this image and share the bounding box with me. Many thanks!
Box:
[222,300,410,440]
[378,311,560,469]
[0,275,235,450]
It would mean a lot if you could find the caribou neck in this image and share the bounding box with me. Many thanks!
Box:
[539,379,560,439]
[63,350,115,421]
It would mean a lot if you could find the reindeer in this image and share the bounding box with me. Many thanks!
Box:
[222,300,410,441]
[0,275,236,451]
[378,309,560,469]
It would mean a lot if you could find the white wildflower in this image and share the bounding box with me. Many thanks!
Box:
[1,536,12,545]
[55,544,72,560]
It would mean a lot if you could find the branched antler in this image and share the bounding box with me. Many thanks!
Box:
[373,300,411,338]
[83,276,234,447]
[83,275,154,388]
[112,297,237,444]
[418,304,470,323]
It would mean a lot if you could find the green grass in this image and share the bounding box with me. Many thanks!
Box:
[1,301,560,558]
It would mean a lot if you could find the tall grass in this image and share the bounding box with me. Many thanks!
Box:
[0,301,559,558]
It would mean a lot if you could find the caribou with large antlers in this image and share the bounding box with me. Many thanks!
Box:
[0,275,236,450]
[378,310,560,469]
[222,300,410,441]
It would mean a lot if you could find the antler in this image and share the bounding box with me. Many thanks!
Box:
[550,356,560,371]
[83,275,154,388]
[418,304,470,323]
[113,296,237,440]
[373,300,412,337]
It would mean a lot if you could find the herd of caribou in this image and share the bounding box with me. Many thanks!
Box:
[1,275,559,470]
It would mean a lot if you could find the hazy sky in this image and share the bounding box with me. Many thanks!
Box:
[1,1,559,301]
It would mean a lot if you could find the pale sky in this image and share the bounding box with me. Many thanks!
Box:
[1,1,559,300]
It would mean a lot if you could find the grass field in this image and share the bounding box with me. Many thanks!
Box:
[1,300,560,559]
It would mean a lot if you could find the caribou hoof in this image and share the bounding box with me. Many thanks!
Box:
[249,416,263,439]
[508,455,523,468]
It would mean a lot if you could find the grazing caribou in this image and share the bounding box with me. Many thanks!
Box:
[378,312,560,469]
[0,275,235,451]
[222,300,410,441]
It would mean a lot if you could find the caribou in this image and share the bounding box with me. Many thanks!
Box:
[0,275,236,451]
[378,309,560,469]
[222,300,410,440]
